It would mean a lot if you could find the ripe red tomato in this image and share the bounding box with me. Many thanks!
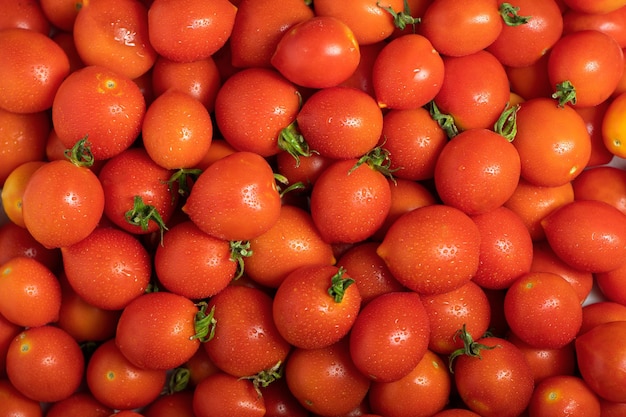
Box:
[0,28,70,114]
[192,371,266,417]
[183,151,282,241]
[0,222,61,272]
[349,291,431,382]
[372,33,444,109]
[563,5,626,48]
[143,391,195,417]
[507,332,576,384]
[44,392,113,417]
[147,0,237,63]
[6,325,84,403]
[579,301,626,336]
[528,375,602,417]
[595,260,626,305]
[562,0,626,16]
[272,264,361,349]
[115,291,201,370]
[271,16,361,89]
[259,377,310,417]
[0,379,43,417]
[601,91,626,159]
[572,165,626,215]
[0,0,50,34]
[377,204,481,295]
[576,320,626,403]
[1,161,46,227]
[0,313,21,379]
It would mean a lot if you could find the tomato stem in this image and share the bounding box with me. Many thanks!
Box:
[124,195,168,245]
[168,168,202,198]
[274,173,306,198]
[448,324,499,373]
[191,302,217,343]
[494,103,520,142]
[229,240,253,280]
[327,266,355,303]
[552,80,577,107]
[378,0,420,32]
[428,100,459,139]
[240,360,284,397]
[349,146,398,183]
[278,121,317,167]
[64,136,95,167]
[166,367,191,394]
[499,3,531,26]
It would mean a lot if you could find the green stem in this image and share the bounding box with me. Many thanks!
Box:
[499,3,531,26]
[428,101,459,139]
[124,195,168,244]
[64,136,95,167]
[168,168,202,198]
[167,367,191,394]
[552,80,577,107]
[327,267,355,303]
[448,324,499,373]
[230,240,253,280]
[349,146,399,183]
[191,302,217,343]
[493,103,520,142]
[378,0,420,32]
[240,360,283,397]
[277,121,316,167]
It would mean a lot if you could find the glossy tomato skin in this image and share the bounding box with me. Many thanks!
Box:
[0,0,50,34]
[562,0,626,19]
[579,301,626,336]
[183,151,281,241]
[528,375,601,417]
[45,392,113,417]
[22,159,105,249]
[349,291,431,382]
[563,5,626,48]
[372,33,444,109]
[572,165,626,215]
[0,379,42,417]
[143,390,196,417]
[507,332,576,384]
[576,321,626,402]
[193,371,266,417]
[272,264,361,349]
[271,16,361,89]
[258,377,310,417]
[1,161,47,227]
[0,222,61,272]
[602,91,626,158]
[204,285,291,378]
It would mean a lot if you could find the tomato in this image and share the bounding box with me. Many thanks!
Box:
[377,204,481,295]
[419,0,503,57]
[528,375,601,417]
[432,411,481,417]
[22,158,105,249]
[273,264,361,349]
[421,281,491,355]
[0,379,42,417]
[579,301,626,336]
[471,206,534,290]
[142,90,213,169]
[504,272,583,349]
[530,240,593,304]
[73,0,157,79]
[296,86,383,160]
[45,392,114,417]
[0,222,61,272]
[563,5,626,49]
[434,128,521,215]
[507,332,576,384]
[513,97,591,187]
[61,226,151,310]
[115,291,201,370]
[548,30,624,108]
[52,65,146,161]
[40,0,84,32]
[192,371,266,417]
[285,338,371,416]
[6,325,84,403]
[0,109,48,187]
[309,157,392,244]
[183,151,282,241]
[0,313,21,379]
[259,377,310,417]
[487,0,564,67]
[575,320,626,402]
[147,0,237,63]
[86,339,167,410]
[562,0,626,15]
[245,204,335,289]
[0,28,70,114]
[372,33,444,110]
[595,261,626,305]
[0,256,61,328]
[271,16,361,89]
[572,165,626,214]
[204,285,291,378]
[340,41,386,97]
[368,350,451,417]
[602,91,626,158]
[575,99,615,167]
[433,50,510,131]
[506,53,554,100]
[349,291,430,382]
[215,68,300,157]
[143,391,195,417]
[542,199,626,273]
[230,0,314,68]
[0,0,50,34]
[1,161,46,227]
[600,399,626,417]
[451,332,534,417]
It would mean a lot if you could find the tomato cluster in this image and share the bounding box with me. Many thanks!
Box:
[2,0,626,416]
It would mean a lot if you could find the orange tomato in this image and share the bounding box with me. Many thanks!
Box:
[1,161,46,227]
[602,91,626,158]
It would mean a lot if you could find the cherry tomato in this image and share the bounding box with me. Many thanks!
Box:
[506,53,553,100]
[0,222,61,272]
[259,377,310,417]
[595,261,626,305]
[0,0,50,34]
[0,379,42,417]
[0,313,21,379]
[563,5,626,48]
[528,375,602,417]
[143,391,195,417]
[1,161,46,227]
[192,371,266,417]
[602,91,626,158]
[507,332,576,384]
[579,301,626,336]
[562,0,626,15]
[575,99,615,167]
[45,392,113,417]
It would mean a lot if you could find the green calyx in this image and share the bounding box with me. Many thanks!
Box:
[327,267,356,303]
[448,324,500,373]
[64,136,95,167]
[125,195,168,245]
[378,0,420,32]
[494,103,520,142]
[229,240,253,280]
[428,100,459,139]
[167,168,202,198]
[349,146,399,183]
[552,80,577,107]
[191,302,217,343]
[278,121,317,167]
[166,367,191,394]
[499,3,531,26]
[240,360,284,397]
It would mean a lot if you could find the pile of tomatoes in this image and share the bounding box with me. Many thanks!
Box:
[2,0,626,416]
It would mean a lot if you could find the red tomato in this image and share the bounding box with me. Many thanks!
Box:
[349,291,431,382]
[0,256,61,328]
[272,264,361,349]
[432,411,481,417]
[0,379,42,417]
[575,320,626,402]
[563,5,626,48]
[0,313,21,379]
[602,90,626,158]
[147,0,237,63]
[506,53,554,100]
[574,99,615,167]
[86,339,167,410]
[285,338,371,416]
[6,325,84,403]
[372,33,444,109]
[73,0,157,79]
[271,16,361,89]
[377,204,481,295]
[214,68,300,157]
[143,391,195,417]
[309,158,392,244]
[572,165,626,215]
[192,371,266,417]
[40,0,84,32]
[0,28,70,114]
[562,0,626,15]
[548,30,624,108]
[507,332,576,384]
[21,158,105,249]
[542,199,626,273]
[0,0,50,34]
[115,291,201,370]
[1,161,46,227]
[61,226,152,310]
[45,392,113,417]
[579,301,626,336]
[528,375,601,417]
[504,272,583,349]
[0,222,61,272]
[596,261,626,305]
[183,151,282,241]
[368,350,451,417]
[433,50,510,131]
[204,285,291,378]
